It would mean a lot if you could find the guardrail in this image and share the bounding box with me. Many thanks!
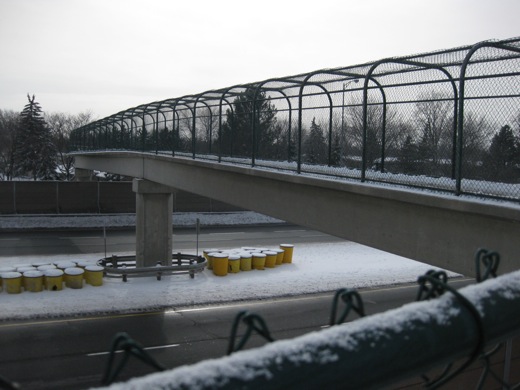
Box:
[99,253,206,281]
[70,37,520,202]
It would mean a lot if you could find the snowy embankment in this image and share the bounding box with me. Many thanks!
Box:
[0,239,459,322]
[0,242,458,321]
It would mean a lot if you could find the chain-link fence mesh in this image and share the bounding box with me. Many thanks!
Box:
[70,37,520,202]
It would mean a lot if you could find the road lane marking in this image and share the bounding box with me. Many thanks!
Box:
[200,238,234,242]
[59,237,102,240]
[0,311,166,329]
[170,293,342,314]
[209,232,245,235]
[0,238,21,241]
[274,230,306,233]
[87,343,180,357]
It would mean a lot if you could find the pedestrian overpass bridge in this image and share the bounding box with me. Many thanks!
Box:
[70,37,520,278]
[74,151,520,277]
[67,39,520,388]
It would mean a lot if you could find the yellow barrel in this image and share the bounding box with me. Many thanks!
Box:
[206,250,221,270]
[85,265,104,286]
[252,252,266,270]
[3,272,22,294]
[280,244,294,263]
[23,270,44,292]
[274,249,285,265]
[228,255,240,273]
[77,261,97,280]
[56,261,76,271]
[0,267,16,291]
[14,263,32,269]
[17,266,36,273]
[37,264,57,272]
[64,267,84,289]
[44,269,64,291]
[203,249,219,270]
[263,251,277,268]
[212,253,229,276]
[18,267,35,288]
[32,261,50,268]
[75,260,89,269]
[239,252,252,271]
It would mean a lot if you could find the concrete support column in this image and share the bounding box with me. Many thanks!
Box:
[133,179,173,268]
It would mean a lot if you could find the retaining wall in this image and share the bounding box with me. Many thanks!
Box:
[0,181,243,214]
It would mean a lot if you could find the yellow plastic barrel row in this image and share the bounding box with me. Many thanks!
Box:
[203,244,294,277]
[0,263,105,294]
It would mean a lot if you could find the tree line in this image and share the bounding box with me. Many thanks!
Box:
[0,95,94,180]
[7,90,519,184]
[161,88,520,183]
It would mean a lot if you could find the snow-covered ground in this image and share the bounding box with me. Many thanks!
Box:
[0,212,460,321]
[0,211,285,230]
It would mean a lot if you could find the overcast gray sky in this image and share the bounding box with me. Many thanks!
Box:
[1,0,519,118]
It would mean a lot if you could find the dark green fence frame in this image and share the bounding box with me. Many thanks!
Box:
[70,37,520,202]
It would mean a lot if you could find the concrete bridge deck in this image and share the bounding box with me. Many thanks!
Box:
[74,151,520,277]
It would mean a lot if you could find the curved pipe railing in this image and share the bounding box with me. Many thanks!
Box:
[457,41,520,195]
[362,58,458,182]
[70,36,520,202]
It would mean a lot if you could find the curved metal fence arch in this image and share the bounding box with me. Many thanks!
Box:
[457,41,520,196]
[70,36,520,202]
[362,58,459,183]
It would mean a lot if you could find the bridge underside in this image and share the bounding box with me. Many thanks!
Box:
[74,152,520,277]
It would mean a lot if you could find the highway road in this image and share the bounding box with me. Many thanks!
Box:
[0,278,473,390]
[0,225,344,257]
[0,225,474,389]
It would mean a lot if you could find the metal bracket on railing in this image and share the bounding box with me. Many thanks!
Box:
[329,288,365,326]
[101,332,165,386]
[473,248,511,389]
[475,248,500,283]
[416,270,449,301]
[227,311,275,355]
[417,270,485,389]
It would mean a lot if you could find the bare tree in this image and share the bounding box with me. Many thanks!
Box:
[196,107,219,153]
[415,92,454,170]
[461,113,490,166]
[0,109,19,180]
[46,110,95,180]
[348,102,407,169]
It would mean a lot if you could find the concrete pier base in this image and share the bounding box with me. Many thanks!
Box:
[133,179,174,268]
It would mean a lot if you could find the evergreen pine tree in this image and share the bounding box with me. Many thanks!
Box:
[304,118,327,164]
[14,94,57,180]
[221,88,277,158]
[484,125,519,182]
[488,125,517,168]
[330,132,342,167]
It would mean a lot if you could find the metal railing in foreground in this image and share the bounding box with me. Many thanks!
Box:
[98,266,520,389]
